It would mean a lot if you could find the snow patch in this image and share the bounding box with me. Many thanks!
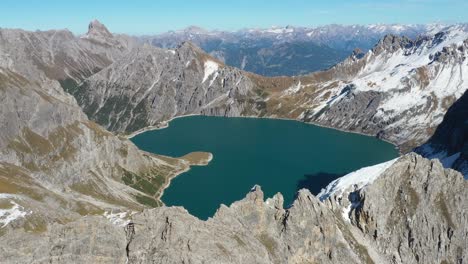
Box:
[209,72,219,87]
[282,81,302,95]
[202,60,219,83]
[104,211,131,227]
[0,200,30,228]
[342,204,352,222]
[318,158,398,201]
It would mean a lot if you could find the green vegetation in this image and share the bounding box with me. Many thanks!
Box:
[58,78,79,94]
[70,181,133,210]
[122,169,159,196]
[135,194,161,207]
[121,167,169,208]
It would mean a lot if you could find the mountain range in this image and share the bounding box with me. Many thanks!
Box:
[141,24,448,76]
[0,20,467,263]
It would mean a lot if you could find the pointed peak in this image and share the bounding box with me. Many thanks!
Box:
[177,41,203,52]
[86,19,112,38]
[352,48,365,59]
[372,34,413,54]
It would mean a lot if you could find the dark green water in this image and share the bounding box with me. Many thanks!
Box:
[131,116,398,220]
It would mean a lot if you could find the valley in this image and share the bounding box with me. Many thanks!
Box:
[0,17,466,264]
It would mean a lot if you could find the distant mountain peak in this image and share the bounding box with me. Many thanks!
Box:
[372,34,413,54]
[86,19,112,39]
[182,26,208,34]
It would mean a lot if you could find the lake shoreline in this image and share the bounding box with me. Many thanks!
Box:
[154,151,214,203]
[127,114,401,153]
[126,114,199,139]
[132,115,400,214]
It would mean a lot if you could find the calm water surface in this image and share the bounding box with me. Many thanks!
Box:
[131,116,398,219]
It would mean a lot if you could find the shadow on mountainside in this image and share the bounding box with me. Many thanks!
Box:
[296,172,345,197]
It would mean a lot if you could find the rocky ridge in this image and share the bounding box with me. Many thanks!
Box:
[1,154,466,264]
[0,21,195,232]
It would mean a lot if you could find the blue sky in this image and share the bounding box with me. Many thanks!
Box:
[1,0,467,34]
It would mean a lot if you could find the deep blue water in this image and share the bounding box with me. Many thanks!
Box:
[131,116,398,219]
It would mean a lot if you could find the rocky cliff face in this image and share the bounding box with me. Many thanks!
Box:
[1,154,466,264]
[68,42,263,133]
[0,21,191,232]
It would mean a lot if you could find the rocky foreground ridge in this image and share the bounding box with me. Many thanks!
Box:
[1,154,466,264]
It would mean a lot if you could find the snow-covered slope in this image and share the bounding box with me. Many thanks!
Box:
[317,158,397,201]
[296,25,468,151]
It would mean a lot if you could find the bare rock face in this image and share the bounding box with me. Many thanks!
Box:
[321,154,468,264]
[125,186,363,264]
[351,155,467,264]
[87,19,113,39]
[70,42,263,133]
[0,216,127,264]
[0,22,189,231]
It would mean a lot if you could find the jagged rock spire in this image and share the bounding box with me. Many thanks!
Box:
[84,19,114,43]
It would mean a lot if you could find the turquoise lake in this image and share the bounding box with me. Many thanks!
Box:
[131,116,399,220]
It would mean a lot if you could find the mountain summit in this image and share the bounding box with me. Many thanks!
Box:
[87,19,112,37]
[82,19,117,45]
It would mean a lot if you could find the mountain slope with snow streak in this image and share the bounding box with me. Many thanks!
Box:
[293,25,468,151]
